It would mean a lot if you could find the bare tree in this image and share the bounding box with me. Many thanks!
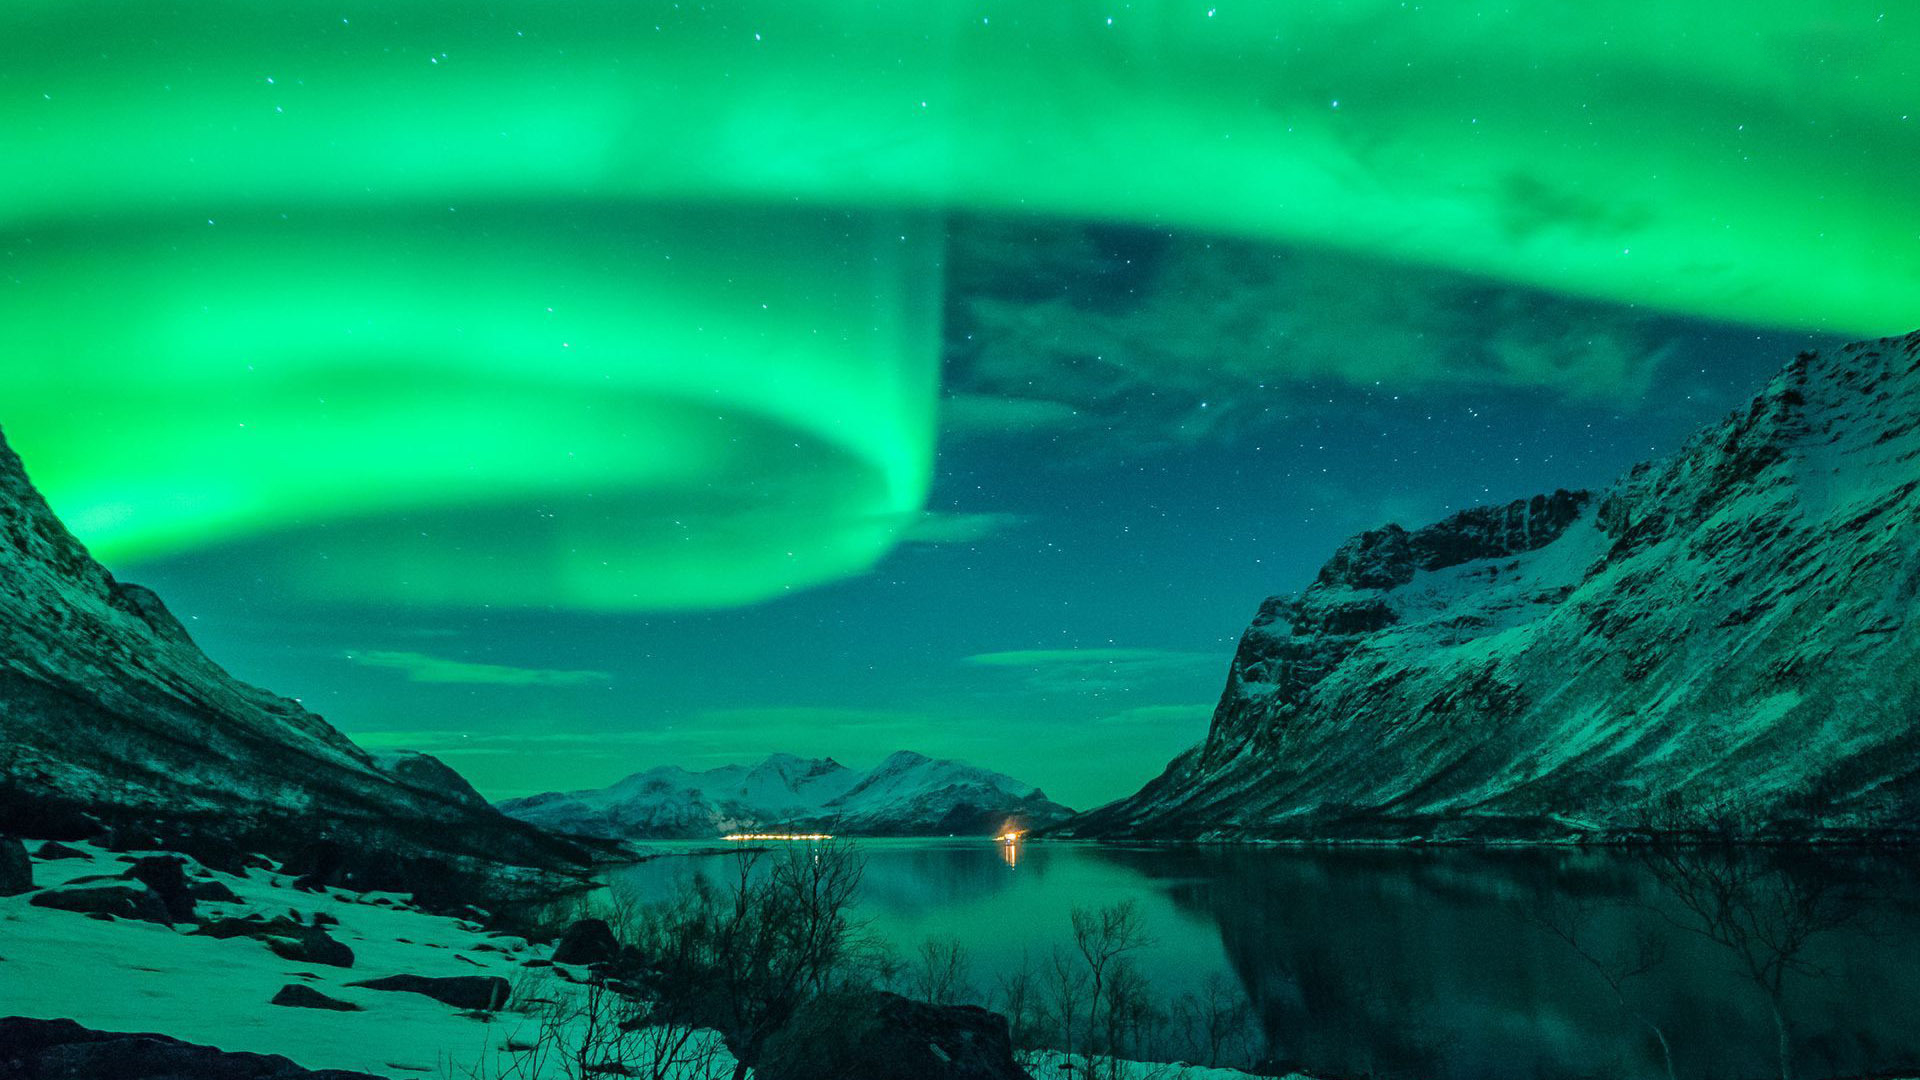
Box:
[628,839,872,1080]
[1517,894,1676,1080]
[1642,843,1859,1080]
[911,936,974,1006]
[991,952,1046,1068]
[1166,972,1259,1070]
[1030,901,1158,1078]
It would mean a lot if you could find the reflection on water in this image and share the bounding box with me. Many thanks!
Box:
[605,842,1920,1080]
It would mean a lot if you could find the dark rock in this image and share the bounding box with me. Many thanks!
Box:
[194,914,277,939]
[0,1016,382,1078]
[122,855,199,923]
[33,840,88,861]
[270,984,363,1012]
[267,925,355,969]
[192,914,352,968]
[551,917,619,965]
[1,834,30,896]
[189,878,244,904]
[30,884,172,925]
[0,797,103,843]
[312,911,340,927]
[756,991,1032,1080]
[347,974,511,1011]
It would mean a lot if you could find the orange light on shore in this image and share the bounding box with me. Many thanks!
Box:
[998,829,1024,867]
[722,832,835,841]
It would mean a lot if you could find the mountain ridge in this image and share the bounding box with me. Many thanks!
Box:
[500,749,1075,839]
[0,428,599,897]
[1062,332,1920,842]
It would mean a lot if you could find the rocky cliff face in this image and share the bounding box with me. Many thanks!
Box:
[500,750,1075,839]
[1066,333,1920,841]
[0,430,595,891]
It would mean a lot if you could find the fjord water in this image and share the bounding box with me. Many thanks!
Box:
[608,841,1920,1080]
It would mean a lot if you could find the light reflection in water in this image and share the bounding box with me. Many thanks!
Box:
[604,841,1920,1080]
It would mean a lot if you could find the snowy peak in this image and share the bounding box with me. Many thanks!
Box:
[498,751,1074,839]
[1068,332,1920,842]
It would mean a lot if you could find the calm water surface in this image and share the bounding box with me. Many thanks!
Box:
[606,841,1920,1080]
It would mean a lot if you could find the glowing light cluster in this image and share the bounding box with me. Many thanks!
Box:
[722,832,837,842]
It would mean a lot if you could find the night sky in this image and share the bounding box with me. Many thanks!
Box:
[3,2,1909,808]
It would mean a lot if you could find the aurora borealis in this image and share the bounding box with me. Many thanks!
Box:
[2,2,1913,804]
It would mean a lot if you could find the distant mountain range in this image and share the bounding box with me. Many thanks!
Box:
[0,429,597,896]
[1064,332,1920,842]
[499,751,1075,839]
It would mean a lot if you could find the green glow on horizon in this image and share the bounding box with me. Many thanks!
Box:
[2,0,1915,607]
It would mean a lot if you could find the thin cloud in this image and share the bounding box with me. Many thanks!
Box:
[345,650,611,687]
[902,510,1027,545]
[963,648,1221,694]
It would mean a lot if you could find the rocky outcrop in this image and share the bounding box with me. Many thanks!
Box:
[502,750,1074,840]
[0,836,28,896]
[0,1017,382,1079]
[1067,333,1920,841]
[268,985,363,1012]
[30,884,174,924]
[0,428,601,898]
[551,918,619,966]
[346,974,511,1012]
[756,991,1032,1080]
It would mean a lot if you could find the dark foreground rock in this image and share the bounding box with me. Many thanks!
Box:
[121,856,198,923]
[756,991,1033,1080]
[29,884,171,924]
[551,917,619,965]
[0,1016,382,1079]
[189,878,244,904]
[270,984,364,1012]
[0,836,29,896]
[31,841,87,861]
[192,915,354,967]
[347,974,511,1011]
[266,925,355,969]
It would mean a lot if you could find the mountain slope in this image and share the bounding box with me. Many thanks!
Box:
[500,750,1075,839]
[1065,333,1920,841]
[0,428,597,894]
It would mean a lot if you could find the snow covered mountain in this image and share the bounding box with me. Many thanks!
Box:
[0,429,596,892]
[499,751,1075,839]
[1064,332,1920,842]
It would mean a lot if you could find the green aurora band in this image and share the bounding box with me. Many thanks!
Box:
[2,0,1915,608]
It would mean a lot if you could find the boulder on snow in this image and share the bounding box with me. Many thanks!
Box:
[30,883,172,924]
[192,915,354,968]
[121,855,199,923]
[551,917,620,965]
[267,925,355,969]
[189,878,244,904]
[347,974,511,1011]
[756,991,1033,1080]
[33,840,89,861]
[1,835,30,896]
[0,1016,382,1078]
[270,984,364,1012]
